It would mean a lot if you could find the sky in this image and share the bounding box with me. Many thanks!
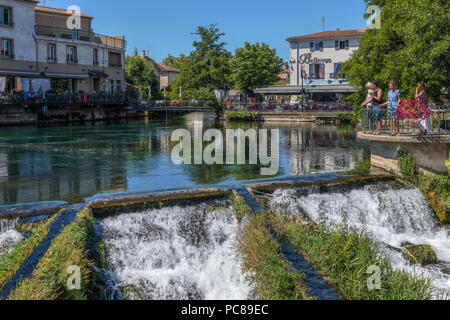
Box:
[40,0,369,62]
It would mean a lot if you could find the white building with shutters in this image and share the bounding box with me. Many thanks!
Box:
[255,29,366,102]
[287,29,366,85]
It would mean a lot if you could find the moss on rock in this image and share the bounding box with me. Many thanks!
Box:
[403,244,438,266]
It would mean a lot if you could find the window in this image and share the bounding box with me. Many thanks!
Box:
[47,44,56,62]
[0,7,11,26]
[310,42,314,52]
[309,64,325,79]
[0,39,12,58]
[108,52,122,67]
[67,46,77,63]
[336,40,349,50]
[93,48,99,65]
[315,42,323,52]
[116,80,121,93]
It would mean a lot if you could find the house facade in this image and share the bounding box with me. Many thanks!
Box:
[0,1,126,95]
[287,29,366,85]
[140,51,181,90]
[254,29,366,102]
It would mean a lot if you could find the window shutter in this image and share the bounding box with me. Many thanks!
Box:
[310,42,314,52]
[345,40,349,49]
[320,42,324,51]
[335,40,339,51]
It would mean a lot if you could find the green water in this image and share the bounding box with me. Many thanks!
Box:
[0,113,364,206]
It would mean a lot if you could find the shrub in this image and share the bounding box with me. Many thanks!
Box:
[398,151,417,179]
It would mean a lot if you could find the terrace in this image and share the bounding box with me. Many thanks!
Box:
[35,25,126,49]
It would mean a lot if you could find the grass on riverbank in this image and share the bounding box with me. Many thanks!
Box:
[0,215,57,291]
[225,110,260,121]
[8,208,105,300]
[270,213,434,300]
[236,213,313,300]
[398,152,450,224]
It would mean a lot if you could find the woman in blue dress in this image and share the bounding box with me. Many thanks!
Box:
[380,81,401,136]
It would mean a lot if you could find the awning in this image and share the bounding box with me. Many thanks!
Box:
[0,70,41,77]
[88,69,109,78]
[44,72,89,79]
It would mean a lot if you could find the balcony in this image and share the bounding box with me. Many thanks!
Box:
[35,25,126,49]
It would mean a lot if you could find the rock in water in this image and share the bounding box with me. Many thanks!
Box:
[403,244,438,265]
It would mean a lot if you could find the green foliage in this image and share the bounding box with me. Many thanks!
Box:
[337,112,355,124]
[416,173,450,222]
[225,110,260,121]
[165,24,232,99]
[0,215,57,289]
[8,208,100,300]
[272,215,434,300]
[236,214,312,300]
[397,152,449,224]
[398,151,417,179]
[125,56,160,100]
[351,148,372,174]
[343,0,450,104]
[231,42,284,93]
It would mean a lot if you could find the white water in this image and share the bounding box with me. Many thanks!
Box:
[0,219,23,255]
[269,183,450,297]
[100,203,251,300]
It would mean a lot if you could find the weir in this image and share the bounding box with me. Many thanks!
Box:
[0,172,447,300]
[268,181,450,297]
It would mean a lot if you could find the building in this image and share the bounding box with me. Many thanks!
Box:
[0,1,126,95]
[255,29,366,103]
[0,0,39,91]
[287,29,365,84]
[140,51,181,90]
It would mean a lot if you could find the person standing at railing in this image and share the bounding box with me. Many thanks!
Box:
[361,82,375,134]
[370,81,384,135]
[380,81,401,136]
[415,82,431,135]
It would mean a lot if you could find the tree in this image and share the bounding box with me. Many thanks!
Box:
[125,56,160,100]
[231,42,284,94]
[343,0,450,106]
[163,24,232,100]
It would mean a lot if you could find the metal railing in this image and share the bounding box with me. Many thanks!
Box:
[0,93,126,107]
[361,104,450,135]
[35,25,126,49]
[228,103,354,112]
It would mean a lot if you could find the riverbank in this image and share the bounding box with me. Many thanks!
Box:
[0,106,147,126]
[224,110,343,123]
[1,172,446,300]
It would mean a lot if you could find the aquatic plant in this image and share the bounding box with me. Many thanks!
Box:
[0,215,58,291]
[7,208,102,300]
[270,214,434,300]
[236,213,313,300]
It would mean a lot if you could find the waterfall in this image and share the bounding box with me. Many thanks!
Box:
[100,202,251,300]
[0,218,23,255]
[269,182,450,297]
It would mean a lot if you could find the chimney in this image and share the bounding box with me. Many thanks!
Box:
[141,50,146,59]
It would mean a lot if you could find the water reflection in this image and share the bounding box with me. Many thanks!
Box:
[0,113,364,206]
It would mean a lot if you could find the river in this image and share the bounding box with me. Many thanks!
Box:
[0,113,364,206]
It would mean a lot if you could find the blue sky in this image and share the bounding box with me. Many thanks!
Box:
[40,0,369,62]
